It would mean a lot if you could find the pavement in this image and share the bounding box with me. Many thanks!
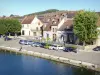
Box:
[0,37,100,68]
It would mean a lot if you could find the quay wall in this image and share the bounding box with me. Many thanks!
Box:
[0,46,99,72]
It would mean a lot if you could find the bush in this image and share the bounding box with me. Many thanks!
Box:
[44,43,50,49]
[65,45,77,49]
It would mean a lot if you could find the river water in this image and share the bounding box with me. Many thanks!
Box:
[0,50,100,75]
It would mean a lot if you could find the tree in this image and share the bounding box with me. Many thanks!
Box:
[74,10,99,47]
[7,19,21,33]
[0,18,21,35]
[26,9,59,16]
[0,19,7,34]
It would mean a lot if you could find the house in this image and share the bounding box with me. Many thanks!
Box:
[42,12,76,43]
[21,16,43,38]
[57,18,74,44]
[43,15,60,41]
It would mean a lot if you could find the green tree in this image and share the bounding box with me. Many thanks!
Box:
[74,10,99,47]
[0,18,21,35]
[0,19,7,34]
[7,19,21,33]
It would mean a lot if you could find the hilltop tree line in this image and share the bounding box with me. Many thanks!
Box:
[26,9,59,16]
[0,18,21,35]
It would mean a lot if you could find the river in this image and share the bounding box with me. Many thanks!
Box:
[0,50,99,75]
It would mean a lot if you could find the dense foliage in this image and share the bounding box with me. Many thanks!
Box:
[74,10,99,45]
[0,18,21,35]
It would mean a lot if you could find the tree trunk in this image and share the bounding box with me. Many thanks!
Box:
[83,41,85,50]
[9,33,10,36]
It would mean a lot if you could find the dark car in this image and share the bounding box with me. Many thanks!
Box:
[0,34,2,38]
[4,36,12,41]
[63,47,77,53]
[93,46,100,51]
[40,43,46,48]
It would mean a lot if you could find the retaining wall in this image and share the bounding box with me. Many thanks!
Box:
[0,46,99,72]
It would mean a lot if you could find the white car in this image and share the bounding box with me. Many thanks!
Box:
[49,44,64,50]
[57,45,65,50]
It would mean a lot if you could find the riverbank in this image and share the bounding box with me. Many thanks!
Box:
[0,38,100,72]
[0,45,100,72]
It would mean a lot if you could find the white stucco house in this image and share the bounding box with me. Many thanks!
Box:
[21,16,43,38]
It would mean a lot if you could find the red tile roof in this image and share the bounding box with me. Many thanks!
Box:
[58,19,73,31]
[21,16,34,24]
[43,24,51,31]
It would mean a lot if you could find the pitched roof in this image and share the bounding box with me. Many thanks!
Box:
[58,19,73,31]
[21,16,34,24]
[43,25,51,31]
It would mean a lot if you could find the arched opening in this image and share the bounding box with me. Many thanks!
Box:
[53,34,56,41]
[22,30,24,35]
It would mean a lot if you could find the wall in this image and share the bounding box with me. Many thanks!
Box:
[21,24,31,36]
[96,27,100,46]
[43,31,52,41]
[21,16,43,37]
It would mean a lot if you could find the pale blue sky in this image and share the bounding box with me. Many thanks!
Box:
[0,0,100,16]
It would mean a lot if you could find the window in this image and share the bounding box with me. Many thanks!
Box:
[53,28,54,32]
[29,31,30,35]
[47,34,49,38]
[36,27,38,31]
[22,30,24,35]
[55,28,57,32]
[33,32,37,36]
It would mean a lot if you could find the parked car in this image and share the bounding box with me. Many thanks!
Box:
[19,40,28,45]
[40,43,46,48]
[93,46,100,51]
[27,40,33,45]
[49,45,56,50]
[0,34,2,38]
[57,45,65,50]
[4,36,12,41]
[31,42,41,47]
[49,44,64,50]
[19,40,34,45]
[63,47,77,53]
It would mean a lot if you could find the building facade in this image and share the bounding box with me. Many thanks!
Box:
[21,16,43,39]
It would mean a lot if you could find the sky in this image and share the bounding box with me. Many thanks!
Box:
[0,0,100,16]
